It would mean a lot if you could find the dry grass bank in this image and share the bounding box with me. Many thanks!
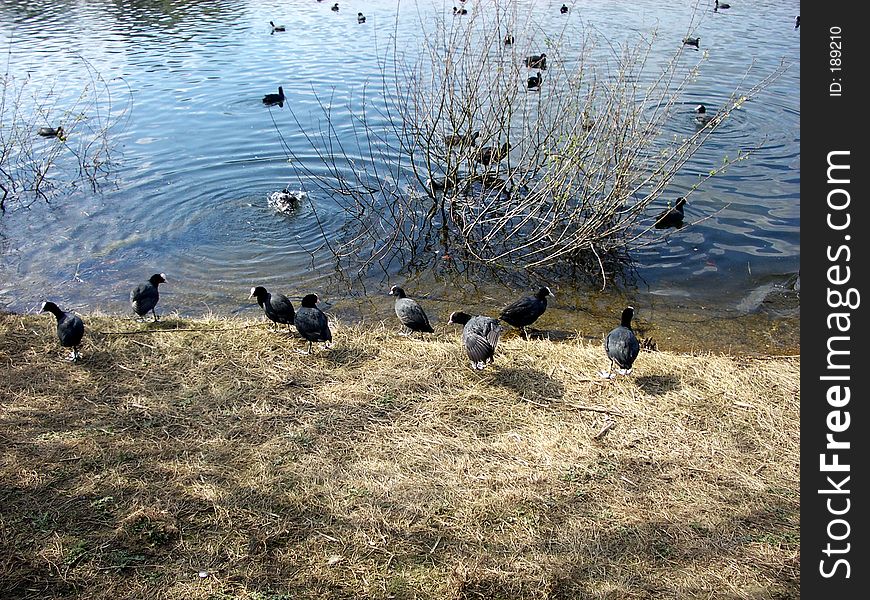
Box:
[0,313,799,599]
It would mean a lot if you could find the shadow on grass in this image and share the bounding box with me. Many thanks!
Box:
[490,366,566,403]
[634,373,682,395]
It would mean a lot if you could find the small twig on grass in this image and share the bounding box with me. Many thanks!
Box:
[566,403,624,416]
[593,420,616,441]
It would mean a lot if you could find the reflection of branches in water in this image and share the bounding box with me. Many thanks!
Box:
[267,3,788,288]
[0,51,131,213]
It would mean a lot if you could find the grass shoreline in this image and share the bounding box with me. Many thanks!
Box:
[1,313,799,599]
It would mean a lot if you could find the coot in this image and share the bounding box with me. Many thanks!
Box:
[525,53,547,69]
[41,301,85,361]
[603,306,640,378]
[560,4,569,14]
[448,311,503,370]
[474,142,511,166]
[270,21,285,32]
[654,197,686,229]
[389,286,435,338]
[358,12,366,23]
[683,37,700,48]
[499,286,554,339]
[263,86,285,107]
[527,72,543,90]
[250,286,295,330]
[295,293,332,353]
[130,273,166,321]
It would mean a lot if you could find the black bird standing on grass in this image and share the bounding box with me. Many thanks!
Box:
[262,86,285,107]
[41,301,85,361]
[389,286,435,338]
[448,311,503,370]
[295,293,332,353]
[654,196,687,229]
[130,273,166,321]
[499,286,554,339]
[603,306,640,378]
[250,286,295,330]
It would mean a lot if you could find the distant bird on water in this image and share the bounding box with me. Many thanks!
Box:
[41,301,85,361]
[250,286,295,330]
[357,12,366,23]
[269,21,285,32]
[448,311,503,370]
[654,196,687,229]
[295,293,332,353]
[693,103,713,125]
[499,286,554,339]
[262,86,285,107]
[794,15,800,29]
[560,4,569,14]
[504,33,514,45]
[389,285,435,338]
[715,1,731,10]
[602,306,640,378]
[453,6,468,15]
[130,273,166,321]
[331,3,339,12]
[527,71,543,90]
[525,53,547,69]
[37,126,64,139]
[682,36,700,48]
[474,141,511,166]
[444,130,479,147]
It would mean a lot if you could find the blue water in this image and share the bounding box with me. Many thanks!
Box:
[0,0,799,349]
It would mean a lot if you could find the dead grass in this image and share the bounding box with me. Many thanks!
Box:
[0,312,799,599]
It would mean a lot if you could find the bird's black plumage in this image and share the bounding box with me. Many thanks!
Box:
[295,293,332,353]
[357,12,366,23]
[655,197,686,229]
[331,2,339,11]
[263,86,285,106]
[683,36,700,48]
[475,142,511,166]
[390,286,435,336]
[560,4,569,14]
[525,53,547,69]
[444,130,479,147]
[269,21,285,32]
[499,286,554,338]
[250,286,295,329]
[604,306,640,376]
[527,71,543,90]
[448,311,503,369]
[130,273,166,321]
[794,15,800,29]
[41,301,85,361]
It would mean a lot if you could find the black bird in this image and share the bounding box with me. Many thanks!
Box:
[444,130,479,147]
[41,301,85,361]
[269,21,285,32]
[527,71,543,90]
[525,53,547,69]
[499,286,554,339]
[357,12,366,23]
[794,15,800,29]
[715,1,730,9]
[448,311,503,370]
[130,273,166,321]
[262,86,285,107]
[453,7,468,15]
[603,306,640,378]
[654,196,687,229]
[295,293,332,353]
[37,126,64,138]
[389,286,435,338]
[250,286,295,330]
[682,36,700,48]
[331,3,339,12]
[504,33,514,45]
[474,142,511,167]
[560,4,569,14]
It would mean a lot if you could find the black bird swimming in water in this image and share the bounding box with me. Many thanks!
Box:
[654,196,687,229]
[389,286,435,338]
[262,86,285,107]
[499,286,554,339]
[525,53,547,69]
[250,286,295,330]
[603,306,640,378]
[294,293,332,353]
[474,141,511,166]
[794,15,800,29]
[560,4,569,14]
[357,12,366,23]
[448,311,503,370]
[41,301,85,361]
[130,273,166,321]
[682,36,700,48]
[527,71,543,90]
[269,21,285,32]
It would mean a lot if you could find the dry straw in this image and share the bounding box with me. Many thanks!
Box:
[1,313,798,598]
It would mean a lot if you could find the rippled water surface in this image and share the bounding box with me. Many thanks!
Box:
[0,0,800,352]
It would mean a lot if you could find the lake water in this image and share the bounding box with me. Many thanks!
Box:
[0,0,800,353]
